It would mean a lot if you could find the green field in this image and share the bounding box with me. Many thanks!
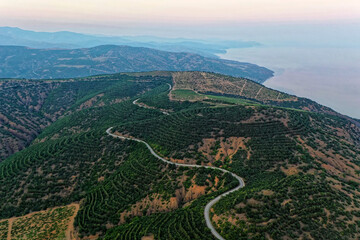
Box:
[171,89,257,106]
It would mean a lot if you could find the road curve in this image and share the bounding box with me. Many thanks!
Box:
[133,83,172,115]
[106,127,245,240]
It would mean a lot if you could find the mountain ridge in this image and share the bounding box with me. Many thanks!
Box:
[0,45,273,82]
[0,26,260,57]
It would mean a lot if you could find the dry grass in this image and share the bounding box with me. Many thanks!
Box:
[171,72,296,102]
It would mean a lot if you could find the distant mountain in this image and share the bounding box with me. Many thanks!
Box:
[0,26,260,57]
[0,45,273,82]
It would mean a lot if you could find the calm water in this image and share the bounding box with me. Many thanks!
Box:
[218,47,360,119]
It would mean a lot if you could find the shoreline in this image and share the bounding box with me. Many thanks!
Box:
[216,47,360,119]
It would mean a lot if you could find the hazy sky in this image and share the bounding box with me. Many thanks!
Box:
[1,0,360,37]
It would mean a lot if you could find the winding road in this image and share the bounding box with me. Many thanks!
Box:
[106,83,245,239]
[106,127,245,240]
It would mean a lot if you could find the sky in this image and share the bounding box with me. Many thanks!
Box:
[1,0,360,37]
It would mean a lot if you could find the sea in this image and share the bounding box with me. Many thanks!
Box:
[218,47,360,119]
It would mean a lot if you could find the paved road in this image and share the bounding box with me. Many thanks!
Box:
[106,127,245,240]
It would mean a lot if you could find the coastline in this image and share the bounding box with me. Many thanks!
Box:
[217,47,360,119]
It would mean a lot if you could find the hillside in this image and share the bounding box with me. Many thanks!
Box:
[0,71,359,239]
[0,71,339,162]
[0,45,273,82]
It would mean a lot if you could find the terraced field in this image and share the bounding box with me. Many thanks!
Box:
[114,106,307,163]
[75,139,232,238]
[104,207,216,240]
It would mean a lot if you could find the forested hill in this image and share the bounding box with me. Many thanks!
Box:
[0,45,273,82]
[0,71,359,239]
[0,71,338,162]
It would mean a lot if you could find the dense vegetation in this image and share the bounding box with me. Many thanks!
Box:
[75,142,231,237]
[0,71,359,239]
[0,74,165,161]
[103,198,216,240]
[111,81,360,239]
[0,220,8,239]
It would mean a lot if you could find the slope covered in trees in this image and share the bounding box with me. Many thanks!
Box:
[0,71,359,239]
[0,74,166,161]
[112,85,360,239]
[1,71,338,162]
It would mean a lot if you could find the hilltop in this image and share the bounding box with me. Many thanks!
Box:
[0,71,359,239]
